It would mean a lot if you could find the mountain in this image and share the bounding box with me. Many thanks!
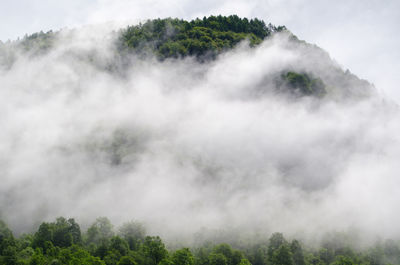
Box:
[0,15,397,265]
[0,15,373,99]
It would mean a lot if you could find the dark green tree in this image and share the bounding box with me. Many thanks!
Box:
[209,253,228,265]
[331,255,355,265]
[32,222,53,250]
[172,248,194,265]
[1,245,17,265]
[271,245,294,265]
[290,240,305,265]
[118,256,138,265]
[267,233,287,262]
[109,236,129,256]
[238,258,252,265]
[141,236,168,265]
[0,220,15,256]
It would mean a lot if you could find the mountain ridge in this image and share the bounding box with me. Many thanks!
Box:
[0,15,374,99]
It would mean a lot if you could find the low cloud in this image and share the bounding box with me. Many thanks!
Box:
[0,28,398,246]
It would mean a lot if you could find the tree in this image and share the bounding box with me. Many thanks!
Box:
[118,256,138,265]
[141,236,168,265]
[32,217,82,249]
[30,249,46,265]
[290,240,305,265]
[250,246,267,265]
[172,248,194,265]
[118,221,146,250]
[238,259,252,265]
[32,222,53,250]
[282,72,326,96]
[213,244,235,265]
[110,236,129,256]
[1,245,17,265]
[209,253,228,265]
[331,255,355,265]
[159,258,174,265]
[0,220,15,256]
[271,245,294,265]
[267,233,287,263]
[86,217,115,245]
[52,217,73,247]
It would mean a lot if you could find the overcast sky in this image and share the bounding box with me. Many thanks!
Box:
[0,0,399,102]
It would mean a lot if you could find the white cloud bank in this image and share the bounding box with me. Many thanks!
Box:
[0,27,399,246]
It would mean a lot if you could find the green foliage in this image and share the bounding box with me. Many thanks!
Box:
[19,30,55,55]
[210,243,243,265]
[159,258,174,265]
[238,258,252,265]
[172,248,194,265]
[209,253,228,265]
[331,255,355,265]
[290,240,305,265]
[32,217,82,249]
[1,218,400,265]
[267,233,287,263]
[282,72,327,97]
[29,249,45,265]
[119,15,285,60]
[119,221,146,251]
[141,236,168,265]
[110,236,129,256]
[272,245,294,265]
[1,245,18,265]
[0,219,15,256]
[118,256,138,265]
[86,217,115,246]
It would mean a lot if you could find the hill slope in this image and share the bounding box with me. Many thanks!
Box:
[0,16,373,99]
[0,15,396,257]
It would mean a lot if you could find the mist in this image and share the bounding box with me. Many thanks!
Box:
[0,26,399,245]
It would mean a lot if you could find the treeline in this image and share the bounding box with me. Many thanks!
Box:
[1,217,399,265]
[1,15,285,64]
[117,15,286,59]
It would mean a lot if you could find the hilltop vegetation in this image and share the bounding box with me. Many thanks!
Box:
[1,15,285,61]
[118,15,285,59]
[0,15,373,98]
[1,217,399,265]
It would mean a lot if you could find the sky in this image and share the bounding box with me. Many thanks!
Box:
[0,0,399,101]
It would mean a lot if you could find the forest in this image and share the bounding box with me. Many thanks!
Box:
[0,217,399,265]
[117,15,286,59]
[5,15,285,60]
[3,15,371,98]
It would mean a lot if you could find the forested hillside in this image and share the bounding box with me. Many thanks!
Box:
[0,15,372,98]
[1,217,399,265]
[118,15,286,59]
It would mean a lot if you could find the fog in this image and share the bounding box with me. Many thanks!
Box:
[0,27,399,245]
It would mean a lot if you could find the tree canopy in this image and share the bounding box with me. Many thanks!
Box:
[118,15,286,60]
[1,217,399,265]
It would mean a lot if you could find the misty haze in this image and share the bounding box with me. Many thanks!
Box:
[0,14,399,265]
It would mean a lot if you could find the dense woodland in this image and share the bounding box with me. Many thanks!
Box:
[1,15,285,59]
[0,217,399,265]
[117,15,286,59]
[5,16,372,98]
